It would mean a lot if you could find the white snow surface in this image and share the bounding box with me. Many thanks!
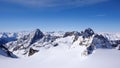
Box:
[0,48,120,68]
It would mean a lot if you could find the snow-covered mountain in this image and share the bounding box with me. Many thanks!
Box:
[0,28,120,58]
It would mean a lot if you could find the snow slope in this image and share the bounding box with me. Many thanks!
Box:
[0,48,120,68]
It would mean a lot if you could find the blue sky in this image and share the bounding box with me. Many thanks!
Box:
[0,0,120,32]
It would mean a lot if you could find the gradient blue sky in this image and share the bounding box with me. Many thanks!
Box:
[0,0,120,32]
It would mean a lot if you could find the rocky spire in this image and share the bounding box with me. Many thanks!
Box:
[30,29,44,45]
[81,28,94,38]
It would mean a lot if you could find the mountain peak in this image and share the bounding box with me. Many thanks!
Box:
[30,29,44,44]
[35,28,41,32]
[32,29,44,36]
[84,28,94,34]
[81,28,94,38]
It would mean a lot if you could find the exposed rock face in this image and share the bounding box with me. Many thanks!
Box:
[63,31,80,38]
[0,33,18,57]
[79,28,113,55]
[111,40,120,48]
[1,29,44,57]
[30,29,44,45]
[118,45,120,50]
[87,45,95,54]
[110,40,120,50]
[63,31,81,43]
[0,45,17,58]
[53,43,58,47]
[81,28,94,38]
[92,34,112,48]
[43,34,59,42]
[28,48,39,56]
[86,34,112,54]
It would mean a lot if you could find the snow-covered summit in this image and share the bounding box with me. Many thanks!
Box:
[0,28,120,58]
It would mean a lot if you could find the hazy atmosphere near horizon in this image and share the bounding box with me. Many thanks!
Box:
[0,0,120,32]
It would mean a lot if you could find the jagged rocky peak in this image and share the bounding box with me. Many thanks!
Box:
[2,29,45,57]
[63,31,81,37]
[33,29,44,37]
[94,34,112,48]
[87,34,112,54]
[30,29,44,44]
[81,28,94,38]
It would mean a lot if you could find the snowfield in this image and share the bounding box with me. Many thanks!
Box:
[0,48,120,68]
[0,28,120,68]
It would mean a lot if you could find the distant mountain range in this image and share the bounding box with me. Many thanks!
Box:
[0,28,120,58]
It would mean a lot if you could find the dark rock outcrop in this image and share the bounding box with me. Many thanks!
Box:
[63,31,80,38]
[0,45,17,58]
[118,45,120,50]
[30,29,44,45]
[111,40,120,48]
[28,48,39,56]
[87,45,95,54]
[87,34,112,55]
[81,28,94,38]
[92,34,112,48]
[53,43,58,47]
